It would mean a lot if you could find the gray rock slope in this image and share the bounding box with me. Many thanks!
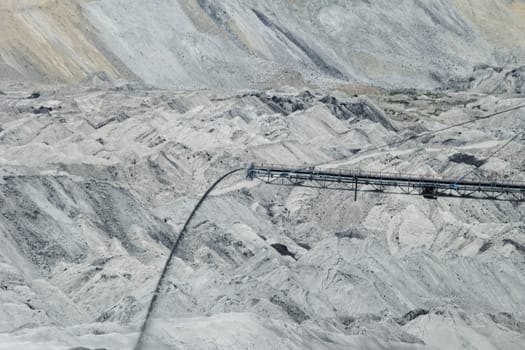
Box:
[2,0,525,88]
[79,0,525,89]
[0,80,524,349]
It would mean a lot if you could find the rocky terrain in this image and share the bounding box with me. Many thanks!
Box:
[0,75,524,349]
[1,1,525,350]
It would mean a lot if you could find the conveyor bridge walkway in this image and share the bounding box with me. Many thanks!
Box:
[247,163,525,201]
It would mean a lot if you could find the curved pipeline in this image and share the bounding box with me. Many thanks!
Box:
[134,167,246,350]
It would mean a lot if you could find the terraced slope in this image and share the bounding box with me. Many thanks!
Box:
[0,0,133,84]
[1,0,525,88]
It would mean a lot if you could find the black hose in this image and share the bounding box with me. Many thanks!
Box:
[134,167,246,350]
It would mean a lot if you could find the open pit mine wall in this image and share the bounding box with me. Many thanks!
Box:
[1,0,525,89]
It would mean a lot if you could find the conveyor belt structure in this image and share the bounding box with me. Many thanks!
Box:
[247,163,525,201]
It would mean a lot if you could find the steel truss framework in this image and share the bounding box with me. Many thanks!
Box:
[247,164,525,201]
